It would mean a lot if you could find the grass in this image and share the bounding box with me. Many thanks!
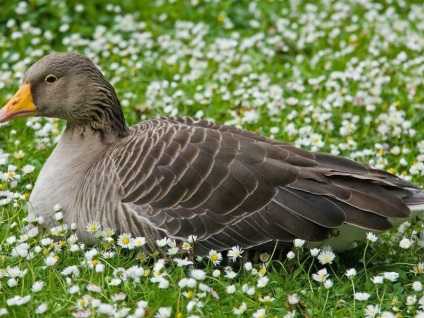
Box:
[1,0,424,317]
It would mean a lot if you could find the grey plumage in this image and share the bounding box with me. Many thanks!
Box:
[1,52,423,254]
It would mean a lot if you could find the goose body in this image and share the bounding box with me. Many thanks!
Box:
[1,52,423,254]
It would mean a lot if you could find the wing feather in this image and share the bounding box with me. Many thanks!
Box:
[83,116,418,252]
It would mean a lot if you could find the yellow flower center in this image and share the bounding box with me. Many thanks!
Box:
[122,237,130,245]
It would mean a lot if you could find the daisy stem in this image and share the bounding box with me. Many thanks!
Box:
[362,242,369,284]
[321,289,330,316]
[306,257,315,293]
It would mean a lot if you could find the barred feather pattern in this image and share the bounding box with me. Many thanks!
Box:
[71,116,418,253]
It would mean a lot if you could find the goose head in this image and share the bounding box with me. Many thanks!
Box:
[0,52,128,137]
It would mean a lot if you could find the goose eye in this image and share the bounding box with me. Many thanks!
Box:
[45,75,57,84]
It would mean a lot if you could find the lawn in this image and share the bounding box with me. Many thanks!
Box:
[1,0,424,317]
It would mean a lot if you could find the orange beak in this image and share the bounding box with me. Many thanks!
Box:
[0,84,39,123]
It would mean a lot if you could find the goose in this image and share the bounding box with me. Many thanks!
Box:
[1,52,423,254]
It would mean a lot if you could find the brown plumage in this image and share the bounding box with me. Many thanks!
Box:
[1,52,423,254]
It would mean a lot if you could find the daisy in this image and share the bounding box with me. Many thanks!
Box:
[45,255,58,266]
[312,268,329,283]
[6,295,31,306]
[244,262,253,271]
[212,269,220,277]
[68,234,79,244]
[259,295,276,303]
[310,248,320,256]
[61,265,80,277]
[383,272,399,282]
[96,304,114,315]
[156,237,170,247]
[226,285,236,294]
[153,260,166,278]
[345,268,357,279]
[87,283,102,293]
[85,222,101,233]
[242,284,256,296]
[366,232,378,242]
[252,308,266,318]
[117,233,134,249]
[181,242,191,251]
[399,238,413,249]
[125,266,145,281]
[259,252,270,262]
[173,257,193,267]
[283,311,297,318]
[167,247,179,255]
[109,278,122,286]
[111,292,127,302]
[32,281,44,292]
[413,281,423,292]
[191,269,206,280]
[412,263,424,275]
[287,293,299,304]
[324,279,333,289]
[293,238,306,248]
[364,304,380,318]
[380,312,395,318]
[257,276,269,288]
[69,285,80,294]
[233,302,247,315]
[371,276,384,284]
[406,295,417,305]
[183,291,195,300]
[102,227,116,238]
[8,279,17,287]
[155,307,171,318]
[133,236,146,247]
[225,269,237,279]
[50,224,69,236]
[227,246,244,262]
[35,303,48,314]
[6,236,17,245]
[187,235,197,243]
[102,251,115,259]
[354,292,371,301]
[317,249,336,264]
[208,249,223,265]
[258,265,267,277]
[22,164,35,174]
[54,211,63,221]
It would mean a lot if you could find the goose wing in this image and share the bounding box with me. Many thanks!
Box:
[86,116,414,251]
